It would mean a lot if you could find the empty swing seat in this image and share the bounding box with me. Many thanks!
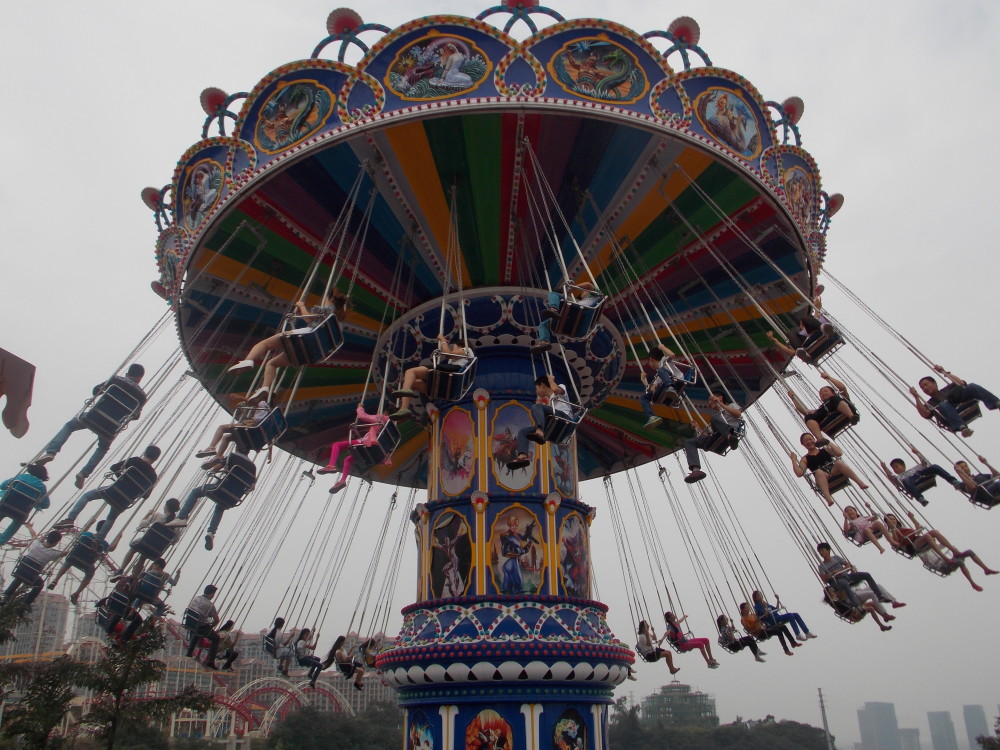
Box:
[0,480,43,524]
[426,350,477,402]
[204,460,257,509]
[702,421,746,456]
[279,313,344,367]
[79,380,146,440]
[350,421,400,472]
[230,407,287,454]
[130,522,177,560]
[551,284,606,339]
[932,400,983,433]
[102,464,158,513]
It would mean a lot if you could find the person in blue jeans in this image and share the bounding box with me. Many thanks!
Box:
[640,343,689,427]
[910,365,999,437]
[0,463,50,544]
[752,590,817,640]
[39,364,146,488]
[880,447,963,506]
[170,451,257,551]
[507,376,571,470]
[531,283,600,354]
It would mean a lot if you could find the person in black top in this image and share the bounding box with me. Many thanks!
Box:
[170,451,257,551]
[790,433,869,507]
[38,364,147,489]
[910,365,999,437]
[55,445,160,540]
[788,371,858,444]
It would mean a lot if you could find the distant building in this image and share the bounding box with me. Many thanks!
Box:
[0,592,69,661]
[857,702,902,750]
[640,682,718,729]
[928,711,959,750]
[899,727,921,750]
[964,706,990,750]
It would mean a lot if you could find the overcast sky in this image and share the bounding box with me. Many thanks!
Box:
[2,1,999,747]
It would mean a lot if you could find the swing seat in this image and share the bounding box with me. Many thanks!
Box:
[10,556,46,585]
[895,472,936,501]
[843,525,883,548]
[817,407,859,438]
[808,466,850,496]
[350,421,400,472]
[262,633,277,657]
[716,636,742,655]
[649,364,696,405]
[106,589,133,618]
[279,313,344,367]
[932,400,983,433]
[230,407,287,454]
[133,572,166,605]
[101,463,158,513]
[801,330,844,363]
[551,285,607,339]
[702,421,746,456]
[634,643,658,663]
[542,410,583,445]
[97,606,119,633]
[0,480,43,524]
[204,458,257,509]
[130,522,177,560]
[967,482,1000,510]
[181,608,206,641]
[79,380,145,440]
[66,536,102,569]
[915,548,957,578]
[822,586,867,624]
[425,350,477,402]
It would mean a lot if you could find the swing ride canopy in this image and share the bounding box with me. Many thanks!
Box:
[148,5,837,486]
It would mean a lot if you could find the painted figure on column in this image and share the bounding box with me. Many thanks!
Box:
[494,508,541,595]
[408,712,434,750]
[560,513,589,597]
[441,408,476,496]
[430,511,471,598]
[465,709,513,750]
[554,708,588,750]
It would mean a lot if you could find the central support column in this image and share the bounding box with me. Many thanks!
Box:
[378,367,632,750]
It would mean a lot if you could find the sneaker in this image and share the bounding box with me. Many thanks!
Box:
[316,465,338,475]
[74,473,86,490]
[47,582,56,590]
[727,433,740,450]
[754,654,766,663]
[53,519,75,530]
[227,359,255,375]
[353,682,363,691]
[540,307,560,320]
[915,497,929,507]
[195,449,217,459]
[204,533,214,551]
[707,660,719,669]
[804,632,818,639]
[530,342,552,354]
[69,593,79,605]
[643,416,663,428]
[960,427,974,438]
[390,389,419,399]
[684,469,707,484]
[36,453,56,465]
[389,409,413,423]
[626,670,638,681]
[890,601,906,609]
[758,650,767,656]
[247,387,270,401]
[328,480,347,495]
[883,613,896,622]
[526,430,546,445]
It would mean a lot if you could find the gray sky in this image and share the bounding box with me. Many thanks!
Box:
[2,1,999,747]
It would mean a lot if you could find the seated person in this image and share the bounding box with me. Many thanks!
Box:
[765,296,835,363]
[683,392,743,483]
[507,375,572,470]
[788,371,858,443]
[185,584,221,669]
[195,399,270,467]
[267,617,294,677]
[0,463,50,544]
[46,530,112,605]
[880,447,963,506]
[816,542,904,613]
[716,614,764,662]
[640,343,689,427]
[228,292,347,400]
[739,602,799,655]
[171,450,257,551]
[55,445,160,539]
[842,505,891,554]
[635,620,680,675]
[751,590,816,640]
[318,404,391,495]
[321,635,365,690]
[390,334,473,421]
[531,281,601,354]
[217,620,240,671]
[883,511,997,591]
[830,583,896,632]
[910,365,999,437]
[954,456,1000,505]
[662,611,719,668]
[790,434,869,507]
[116,498,182,574]
[39,364,147,489]
[1,531,66,606]
[132,558,179,616]
[294,628,324,687]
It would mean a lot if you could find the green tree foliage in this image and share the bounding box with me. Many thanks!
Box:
[74,620,214,750]
[0,656,92,749]
[268,702,403,750]
[976,717,1000,749]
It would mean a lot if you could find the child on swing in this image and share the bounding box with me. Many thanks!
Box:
[318,404,391,494]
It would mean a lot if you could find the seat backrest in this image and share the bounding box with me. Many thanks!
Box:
[80,381,145,439]
[182,607,204,631]
[131,522,176,559]
[426,352,477,402]
[0,480,42,521]
[134,572,165,603]
[552,287,606,339]
[351,421,401,471]
[207,459,257,507]
[231,408,287,454]
[279,313,344,366]
[12,556,46,583]
[104,463,158,510]
[262,633,276,656]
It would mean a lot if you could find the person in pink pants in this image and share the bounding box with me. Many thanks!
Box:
[318,405,390,494]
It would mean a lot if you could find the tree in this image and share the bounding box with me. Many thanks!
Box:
[976,717,1000,749]
[0,656,92,749]
[268,702,403,750]
[75,620,214,750]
